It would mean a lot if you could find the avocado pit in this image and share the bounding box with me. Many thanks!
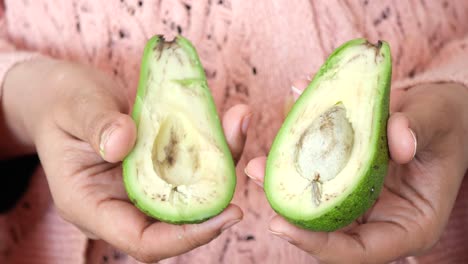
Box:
[294,104,354,206]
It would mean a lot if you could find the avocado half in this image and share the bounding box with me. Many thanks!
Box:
[123,35,236,224]
[265,39,392,231]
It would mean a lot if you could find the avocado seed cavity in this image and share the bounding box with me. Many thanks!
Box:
[295,104,354,206]
[152,116,200,189]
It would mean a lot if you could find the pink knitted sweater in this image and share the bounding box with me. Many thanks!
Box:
[1,1,468,263]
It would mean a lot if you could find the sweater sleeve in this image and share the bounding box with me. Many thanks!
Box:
[394,36,468,90]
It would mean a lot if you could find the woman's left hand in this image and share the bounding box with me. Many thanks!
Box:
[245,80,468,264]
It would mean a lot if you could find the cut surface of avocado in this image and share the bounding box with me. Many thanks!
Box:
[123,35,236,224]
[265,39,391,231]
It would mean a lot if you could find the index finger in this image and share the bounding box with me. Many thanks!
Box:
[269,215,417,264]
[222,104,251,163]
[91,200,242,263]
[244,156,267,186]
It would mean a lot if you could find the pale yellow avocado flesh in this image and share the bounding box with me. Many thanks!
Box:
[123,36,235,223]
[266,42,388,220]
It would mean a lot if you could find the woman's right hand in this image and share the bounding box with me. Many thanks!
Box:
[3,57,251,263]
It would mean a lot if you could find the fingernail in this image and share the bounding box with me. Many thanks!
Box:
[221,219,241,232]
[291,85,303,100]
[99,125,118,158]
[269,229,294,243]
[409,128,417,159]
[241,113,252,136]
[244,166,263,187]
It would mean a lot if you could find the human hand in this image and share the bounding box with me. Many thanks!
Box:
[245,80,468,263]
[2,58,251,262]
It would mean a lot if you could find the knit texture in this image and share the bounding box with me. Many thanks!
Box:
[1,1,468,263]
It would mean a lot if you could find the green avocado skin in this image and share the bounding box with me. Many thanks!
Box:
[266,39,392,232]
[122,35,236,224]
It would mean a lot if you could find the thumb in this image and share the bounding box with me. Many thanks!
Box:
[387,85,454,165]
[55,90,136,163]
[94,112,136,163]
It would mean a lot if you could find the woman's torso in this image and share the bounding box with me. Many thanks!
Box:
[4,1,468,263]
